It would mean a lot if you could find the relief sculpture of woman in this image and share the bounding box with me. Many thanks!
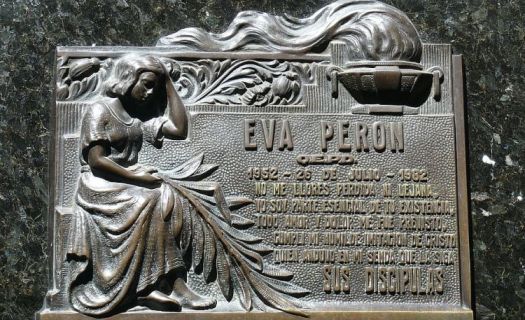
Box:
[66,54,216,315]
[65,53,308,317]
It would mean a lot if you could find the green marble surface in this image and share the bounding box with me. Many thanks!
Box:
[0,0,523,319]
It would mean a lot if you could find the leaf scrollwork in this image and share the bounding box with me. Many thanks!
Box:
[175,59,315,107]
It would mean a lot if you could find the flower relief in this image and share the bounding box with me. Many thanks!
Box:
[176,59,313,107]
[57,57,312,107]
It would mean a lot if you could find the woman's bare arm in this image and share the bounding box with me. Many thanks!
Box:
[162,76,188,140]
[87,144,161,186]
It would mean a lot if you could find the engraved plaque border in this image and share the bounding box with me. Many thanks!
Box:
[37,48,473,320]
[38,1,474,318]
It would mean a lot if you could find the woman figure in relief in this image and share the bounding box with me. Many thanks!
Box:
[66,54,216,315]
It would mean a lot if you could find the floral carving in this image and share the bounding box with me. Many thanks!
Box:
[56,57,314,107]
[272,72,302,102]
[175,59,313,106]
[241,82,272,106]
[56,57,113,101]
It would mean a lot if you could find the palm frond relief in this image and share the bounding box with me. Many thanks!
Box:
[158,154,309,316]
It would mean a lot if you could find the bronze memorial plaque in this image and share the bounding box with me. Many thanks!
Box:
[37,1,473,319]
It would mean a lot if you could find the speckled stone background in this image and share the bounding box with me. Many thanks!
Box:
[0,0,523,319]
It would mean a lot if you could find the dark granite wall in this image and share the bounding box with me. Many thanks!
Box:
[0,0,523,319]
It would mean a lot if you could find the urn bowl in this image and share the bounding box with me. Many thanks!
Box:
[337,61,438,107]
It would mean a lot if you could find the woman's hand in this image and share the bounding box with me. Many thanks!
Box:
[162,67,188,140]
[133,171,162,186]
[129,164,158,174]
[88,145,162,187]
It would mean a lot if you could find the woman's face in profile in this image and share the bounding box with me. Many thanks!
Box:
[130,71,159,106]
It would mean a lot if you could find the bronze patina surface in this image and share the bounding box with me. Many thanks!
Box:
[37,1,473,319]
